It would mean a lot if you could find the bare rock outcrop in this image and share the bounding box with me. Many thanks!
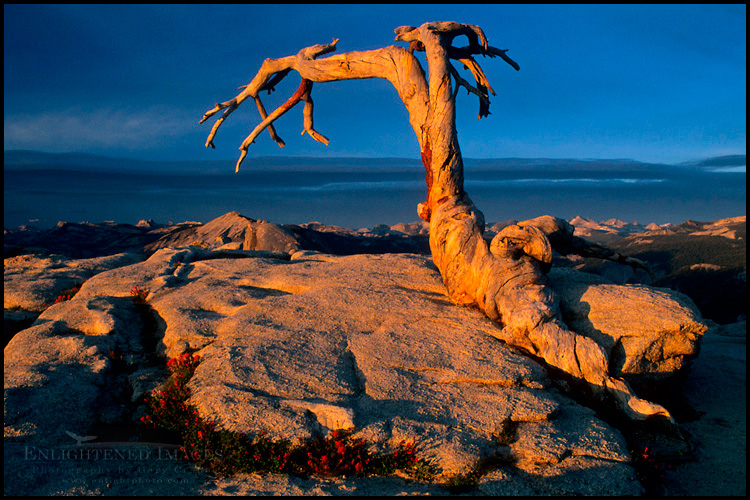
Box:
[4,208,712,495]
[6,248,649,495]
[569,216,649,243]
[4,296,146,443]
[143,211,431,256]
[547,267,707,380]
[143,211,304,254]
[570,215,746,324]
[4,252,143,311]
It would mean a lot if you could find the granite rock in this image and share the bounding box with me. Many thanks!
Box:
[548,267,707,380]
[4,252,143,311]
[6,248,646,494]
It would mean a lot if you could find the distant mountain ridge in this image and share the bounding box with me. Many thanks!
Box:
[4,211,744,324]
[568,215,746,243]
[679,155,746,168]
[4,149,745,174]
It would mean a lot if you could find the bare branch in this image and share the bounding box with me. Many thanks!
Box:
[253,96,285,147]
[394,25,419,43]
[202,100,239,149]
[448,54,497,119]
[203,42,429,172]
[407,21,489,51]
[438,22,489,51]
[453,55,496,96]
[260,68,292,93]
[298,38,340,60]
[487,47,520,71]
[199,99,234,125]
[451,45,520,71]
[448,62,491,119]
[200,68,295,149]
[395,21,518,79]
[396,22,489,53]
[235,78,311,172]
[300,82,329,145]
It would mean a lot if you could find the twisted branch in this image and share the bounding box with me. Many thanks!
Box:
[397,24,515,120]
[201,40,344,172]
[300,83,329,145]
[199,70,292,150]
[235,78,312,172]
[449,62,492,119]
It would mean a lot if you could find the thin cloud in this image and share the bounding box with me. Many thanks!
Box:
[3,107,194,152]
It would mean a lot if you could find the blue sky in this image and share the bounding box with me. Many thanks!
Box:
[4,4,746,165]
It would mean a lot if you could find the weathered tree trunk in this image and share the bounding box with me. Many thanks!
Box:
[200,22,671,421]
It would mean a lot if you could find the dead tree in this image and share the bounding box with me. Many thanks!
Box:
[200,21,670,421]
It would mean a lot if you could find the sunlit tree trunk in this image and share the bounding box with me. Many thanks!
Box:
[200,21,670,421]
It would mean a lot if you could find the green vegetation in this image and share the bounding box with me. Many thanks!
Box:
[610,234,746,324]
[613,234,745,274]
[50,283,83,305]
[140,353,435,480]
[444,467,482,494]
[130,285,150,303]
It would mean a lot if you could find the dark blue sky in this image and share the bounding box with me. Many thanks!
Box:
[4,4,746,165]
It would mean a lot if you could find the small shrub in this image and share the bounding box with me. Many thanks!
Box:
[52,283,83,304]
[631,446,672,492]
[140,353,200,434]
[287,429,424,478]
[130,285,149,303]
[444,468,480,494]
[141,353,433,480]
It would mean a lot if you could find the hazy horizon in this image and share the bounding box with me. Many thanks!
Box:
[5,156,745,230]
[4,147,746,164]
[4,148,746,172]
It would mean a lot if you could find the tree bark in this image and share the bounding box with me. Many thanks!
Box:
[200,22,671,421]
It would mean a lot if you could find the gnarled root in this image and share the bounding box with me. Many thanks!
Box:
[514,215,656,281]
[429,195,672,422]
